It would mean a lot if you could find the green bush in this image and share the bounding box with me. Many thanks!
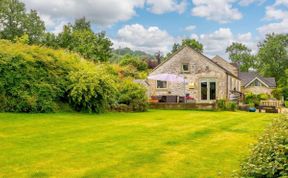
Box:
[285,101,288,108]
[226,102,238,111]
[272,88,283,100]
[0,40,149,113]
[216,100,238,111]
[119,55,148,71]
[244,93,271,107]
[240,116,288,177]
[68,67,117,113]
[216,100,226,110]
[258,93,270,100]
[0,41,72,112]
[282,87,288,100]
[116,79,148,112]
[111,104,131,112]
[245,93,260,106]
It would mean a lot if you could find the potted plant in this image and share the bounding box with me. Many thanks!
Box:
[248,102,256,112]
[186,95,195,103]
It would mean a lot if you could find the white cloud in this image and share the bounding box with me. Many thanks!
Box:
[113,24,176,54]
[264,6,288,20]
[275,0,288,6]
[191,0,242,23]
[190,28,256,58]
[238,0,265,6]
[21,0,145,27]
[146,0,187,14]
[113,25,256,59]
[39,15,68,34]
[184,25,196,32]
[21,0,189,33]
[258,0,288,35]
[258,19,288,35]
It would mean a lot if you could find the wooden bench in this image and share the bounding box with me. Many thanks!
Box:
[259,100,282,113]
[259,105,278,113]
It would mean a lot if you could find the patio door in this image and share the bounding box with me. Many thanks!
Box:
[201,80,216,101]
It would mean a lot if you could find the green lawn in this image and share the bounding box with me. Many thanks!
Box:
[0,110,275,178]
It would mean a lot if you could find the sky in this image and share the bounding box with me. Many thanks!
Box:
[21,0,288,58]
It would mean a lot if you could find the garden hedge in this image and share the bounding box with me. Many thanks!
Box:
[0,40,147,113]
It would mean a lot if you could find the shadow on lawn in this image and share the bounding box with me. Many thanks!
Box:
[30,171,49,178]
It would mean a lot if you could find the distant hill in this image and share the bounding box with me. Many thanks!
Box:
[111,47,154,63]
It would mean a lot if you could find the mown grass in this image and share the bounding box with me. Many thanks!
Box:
[0,110,275,178]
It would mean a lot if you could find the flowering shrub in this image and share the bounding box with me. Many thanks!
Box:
[239,115,288,177]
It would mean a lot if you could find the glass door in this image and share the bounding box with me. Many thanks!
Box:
[201,80,216,101]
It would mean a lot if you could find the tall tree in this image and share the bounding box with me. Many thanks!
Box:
[54,18,113,62]
[0,0,26,40]
[72,17,91,31]
[257,34,288,86]
[57,24,73,49]
[0,0,45,44]
[226,42,254,72]
[23,10,45,44]
[42,32,59,49]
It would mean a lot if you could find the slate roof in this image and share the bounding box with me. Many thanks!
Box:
[239,72,276,88]
[211,55,239,76]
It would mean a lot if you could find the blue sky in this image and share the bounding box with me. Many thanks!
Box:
[22,0,288,58]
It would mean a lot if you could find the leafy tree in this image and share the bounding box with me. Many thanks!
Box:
[171,43,181,53]
[57,25,73,49]
[182,39,203,52]
[0,0,45,44]
[93,32,113,62]
[42,32,59,49]
[226,42,255,72]
[72,17,91,32]
[47,18,113,62]
[257,34,288,86]
[119,55,148,71]
[0,0,26,40]
[169,39,203,56]
[23,10,45,44]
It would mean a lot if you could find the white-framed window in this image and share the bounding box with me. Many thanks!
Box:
[182,63,189,72]
[200,79,217,101]
[156,80,167,89]
[249,79,263,87]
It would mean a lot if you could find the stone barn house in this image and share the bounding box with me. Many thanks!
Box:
[146,46,276,103]
[239,72,276,94]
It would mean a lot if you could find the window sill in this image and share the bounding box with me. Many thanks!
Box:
[156,88,168,91]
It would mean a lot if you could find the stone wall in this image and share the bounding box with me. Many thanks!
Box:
[148,47,241,102]
[242,86,274,95]
[149,103,216,110]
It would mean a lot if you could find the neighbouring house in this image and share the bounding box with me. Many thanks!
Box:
[146,46,276,103]
[147,46,241,103]
[239,71,276,95]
